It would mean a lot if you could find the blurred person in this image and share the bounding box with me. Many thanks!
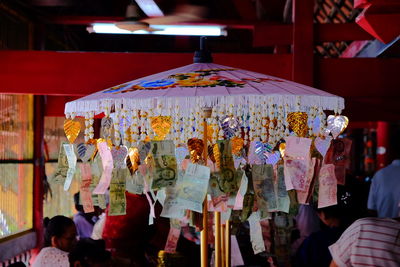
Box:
[68,238,111,267]
[367,150,400,218]
[73,192,102,239]
[294,188,355,267]
[102,192,169,266]
[329,217,400,267]
[32,215,77,267]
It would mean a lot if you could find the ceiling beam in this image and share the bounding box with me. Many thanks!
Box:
[50,16,373,45]
[0,51,398,120]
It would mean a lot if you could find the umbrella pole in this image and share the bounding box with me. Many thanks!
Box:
[215,211,222,267]
[221,223,226,267]
[225,219,231,267]
[201,109,211,267]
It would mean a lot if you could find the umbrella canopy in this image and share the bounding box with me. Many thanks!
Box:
[65,62,343,116]
[65,62,345,147]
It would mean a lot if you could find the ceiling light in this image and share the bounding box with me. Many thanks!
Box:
[87,23,227,36]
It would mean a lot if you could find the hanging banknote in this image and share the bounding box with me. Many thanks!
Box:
[252,164,274,218]
[90,153,106,209]
[276,164,290,213]
[176,163,210,213]
[151,140,178,190]
[53,142,69,184]
[126,170,144,195]
[215,140,237,194]
[109,168,128,216]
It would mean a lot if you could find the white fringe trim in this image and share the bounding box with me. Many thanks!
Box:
[65,94,344,117]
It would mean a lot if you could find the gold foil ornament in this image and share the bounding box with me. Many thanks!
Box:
[96,138,113,148]
[213,143,221,169]
[231,137,244,156]
[151,116,172,140]
[326,115,349,139]
[279,142,286,158]
[287,112,309,137]
[128,147,140,173]
[64,119,81,144]
[207,125,214,143]
[187,138,204,163]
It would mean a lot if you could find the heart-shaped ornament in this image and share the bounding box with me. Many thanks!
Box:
[77,143,96,162]
[265,151,281,165]
[64,119,81,144]
[326,115,349,139]
[175,146,189,167]
[231,137,244,156]
[187,138,204,163]
[220,115,240,138]
[128,147,140,172]
[101,117,113,139]
[314,136,332,157]
[287,112,308,137]
[111,146,128,168]
[312,117,321,135]
[138,141,151,162]
[254,141,273,162]
[150,116,172,140]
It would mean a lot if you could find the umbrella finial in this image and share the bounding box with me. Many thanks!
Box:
[194,36,213,63]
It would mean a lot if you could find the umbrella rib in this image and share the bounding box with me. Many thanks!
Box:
[234,68,295,95]
[225,69,264,95]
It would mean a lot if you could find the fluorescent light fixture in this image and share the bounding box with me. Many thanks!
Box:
[87,23,227,36]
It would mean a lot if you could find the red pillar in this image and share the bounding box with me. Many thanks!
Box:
[32,95,45,257]
[292,0,314,86]
[376,121,389,169]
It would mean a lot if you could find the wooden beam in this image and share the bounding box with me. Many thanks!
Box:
[50,16,373,45]
[292,0,314,86]
[0,51,293,96]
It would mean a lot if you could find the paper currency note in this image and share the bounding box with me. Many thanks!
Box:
[126,171,144,195]
[208,172,229,210]
[276,164,290,213]
[90,153,106,209]
[176,163,210,213]
[297,158,316,205]
[80,163,94,213]
[151,140,178,190]
[63,143,77,191]
[234,172,248,210]
[109,168,127,216]
[53,142,69,184]
[318,164,337,208]
[252,164,275,217]
[241,192,254,222]
[248,211,266,254]
[214,140,237,194]
[93,141,114,194]
[164,224,181,253]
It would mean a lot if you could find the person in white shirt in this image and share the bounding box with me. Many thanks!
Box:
[367,158,400,218]
[32,216,77,267]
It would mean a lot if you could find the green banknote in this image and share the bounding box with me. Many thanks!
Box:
[151,140,178,190]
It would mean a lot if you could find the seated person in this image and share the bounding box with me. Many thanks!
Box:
[329,217,400,267]
[68,238,111,267]
[73,192,102,239]
[294,188,355,267]
[32,216,77,267]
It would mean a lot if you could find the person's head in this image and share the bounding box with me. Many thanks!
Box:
[68,238,111,267]
[315,186,353,228]
[44,215,77,252]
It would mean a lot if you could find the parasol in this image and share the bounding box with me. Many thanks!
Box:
[64,43,346,267]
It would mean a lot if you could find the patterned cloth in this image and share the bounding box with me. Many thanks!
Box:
[368,159,400,218]
[32,247,69,267]
[329,217,400,267]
